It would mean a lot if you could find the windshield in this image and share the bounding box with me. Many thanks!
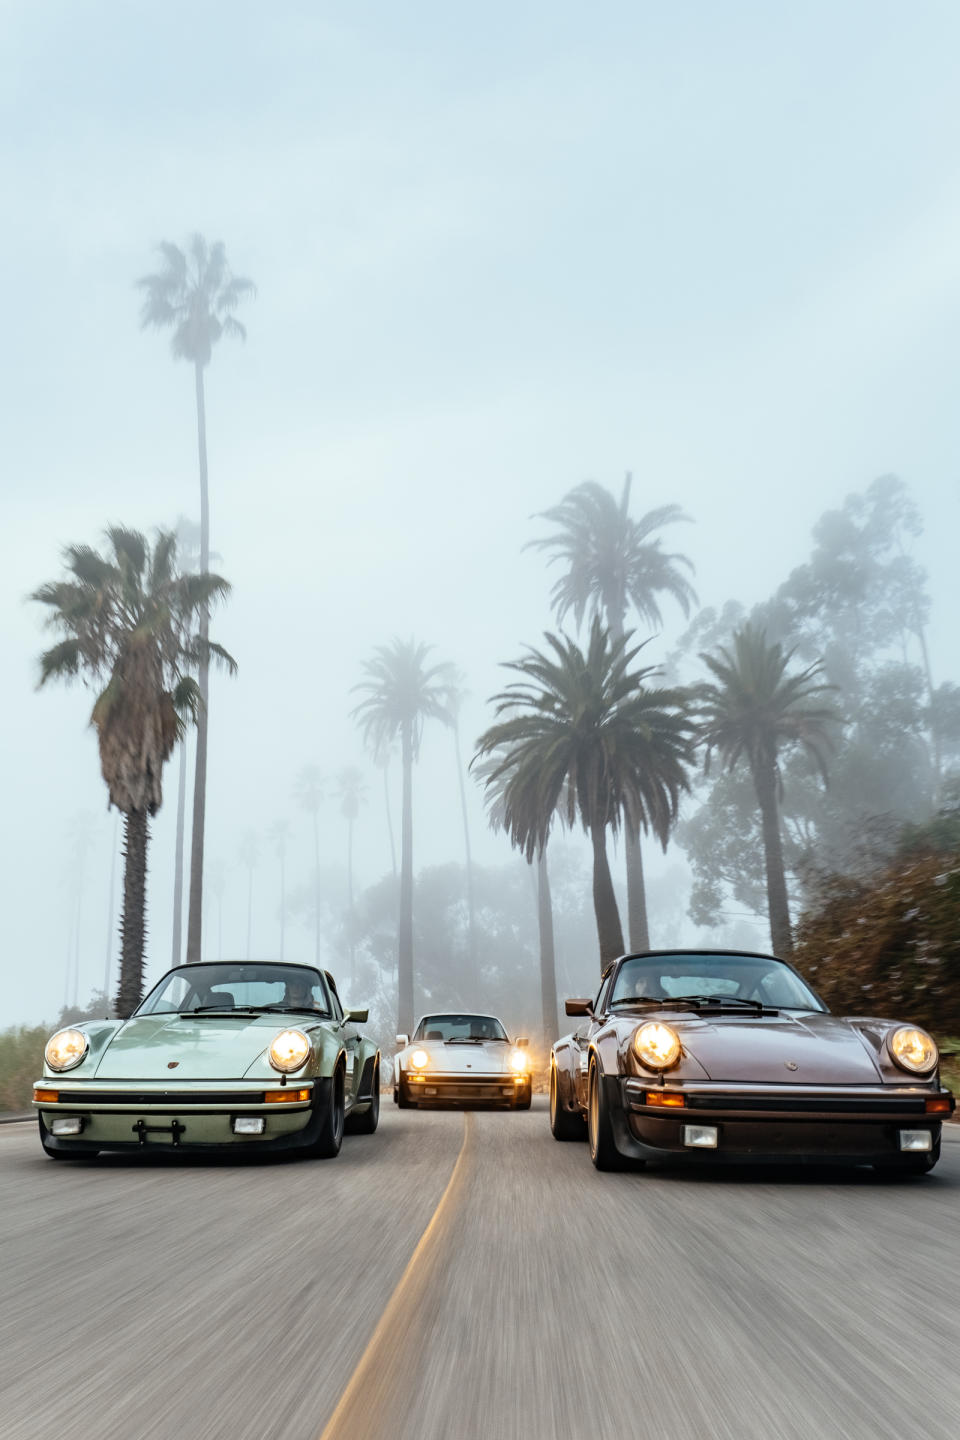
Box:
[609,955,825,1012]
[414,1014,508,1042]
[134,964,332,1017]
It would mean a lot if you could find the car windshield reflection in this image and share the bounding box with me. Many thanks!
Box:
[414,1014,508,1042]
[133,963,332,1018]
[609,954,825,1012]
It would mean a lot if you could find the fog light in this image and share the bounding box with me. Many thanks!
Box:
[899,1129,933,1152]
[233,1117,266,1135]
[51,1117,83,1136]
[683,1125,718,1149]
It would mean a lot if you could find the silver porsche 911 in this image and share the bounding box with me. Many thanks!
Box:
[393,1012,532,1108]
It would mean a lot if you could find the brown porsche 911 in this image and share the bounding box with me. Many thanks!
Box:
[549,950,954,1173]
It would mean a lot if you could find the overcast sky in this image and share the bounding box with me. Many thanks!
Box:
[3,1,959,1025]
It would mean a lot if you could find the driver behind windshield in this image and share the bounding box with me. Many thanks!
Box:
[282,975,320,1010]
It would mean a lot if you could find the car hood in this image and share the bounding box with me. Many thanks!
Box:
[91,1014,311,1080]
[405,1042,515,1075]
[673,1012,883,1084]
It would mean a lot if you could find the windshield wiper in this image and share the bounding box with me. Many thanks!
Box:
[445,1036,484,1044]
[258,1004,328,1016]
[667,995,771,1013]
[181,1005,261,1015]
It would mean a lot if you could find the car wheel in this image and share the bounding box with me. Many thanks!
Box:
[396,1074,415,1108]
[514,1081,532,1111]
[345,1060,380,1134]
[311,1065,345,1158]
[587,1057,626,1171]
[550,1062,586,1141]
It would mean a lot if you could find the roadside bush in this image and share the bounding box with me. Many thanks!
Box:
[0,1027,47,1114]
[793,849,960,1034]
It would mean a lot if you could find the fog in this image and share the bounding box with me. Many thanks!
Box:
[3,2,959,1030]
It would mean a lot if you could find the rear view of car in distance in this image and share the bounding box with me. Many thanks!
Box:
[394,1012,532,1108]
[550,949,954,1172]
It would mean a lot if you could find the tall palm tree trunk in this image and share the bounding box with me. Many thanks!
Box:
[590,821,625,968]
[383,759,397,878]
[104,812,119,1002]
[753,762,793,956]
[246,867,253,960]
[625,829,649,951]
[609,602,651,951]
[117,808,149,1017]
[536,847,559,1045]
[186,360,210,964]
[398,725,415,1035]
[171,738,187,965]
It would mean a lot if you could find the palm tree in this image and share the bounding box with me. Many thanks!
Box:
[441,671,478,1002]
[475,620,694,969]
[352,640,454,1033]
[475,751,560,1045]
[32,528,235,1014]
[266,819,292,960]
[696,623,838,956]
[528,474,697,948]
[294,767,324,967]
[239,831,259,960]
[334,767,367,993]
[138,236,254,966]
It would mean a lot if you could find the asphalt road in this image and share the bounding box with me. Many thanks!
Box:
[2,1104,959,1440]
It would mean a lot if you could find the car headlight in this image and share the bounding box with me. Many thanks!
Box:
[268,1029,311,1073]
[44,1029,89,1073]
[510,1049,528,1073]
[889,1026,938,1074]
[633,1022,681,1071]
[410,1048,430,1069]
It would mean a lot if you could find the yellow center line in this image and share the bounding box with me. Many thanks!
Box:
[316,1110,474,1440]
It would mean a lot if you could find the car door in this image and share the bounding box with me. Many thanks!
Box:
[573,975,611,1109]
[331,990,360,1107]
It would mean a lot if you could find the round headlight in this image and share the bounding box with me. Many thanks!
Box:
[510,1048,528,1073]
[889,1026,938,1074]
[268,1029,311,1073]
[633,1022,681,1071]
[44,1028,89,1073]
[410,1048,430,1069]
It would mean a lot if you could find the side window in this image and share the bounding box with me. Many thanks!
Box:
[594,976,611,1017]
[329,988,344,1024]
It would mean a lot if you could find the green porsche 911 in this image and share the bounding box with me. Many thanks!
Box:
[33,961,380,1160]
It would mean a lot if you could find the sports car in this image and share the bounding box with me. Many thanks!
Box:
[549,949,955,1172]
[33,961,380,1160]
[393,1012,532,1108]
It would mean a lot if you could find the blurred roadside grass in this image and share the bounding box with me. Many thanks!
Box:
[0,1026,48,1114]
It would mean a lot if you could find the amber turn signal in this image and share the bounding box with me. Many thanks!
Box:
[34,1087,59,1104]
[645,1091,686,1108]
[925,1097,953,1114]
[263,1088,311,1104]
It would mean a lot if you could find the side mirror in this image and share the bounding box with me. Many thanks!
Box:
[564,999,593,1017]
[396,1033,409,1048]
[515,1036,529,1048]
[346,1008,368,1024]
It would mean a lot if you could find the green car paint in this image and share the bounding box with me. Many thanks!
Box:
[34,962,380,1160]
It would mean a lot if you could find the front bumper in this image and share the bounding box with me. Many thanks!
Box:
[400,1071,531,1106]
[33,1077,329,1155]
[608,1076,955,1164]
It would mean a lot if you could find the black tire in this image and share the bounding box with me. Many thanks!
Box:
[345,1060,380,1134]
[550,1062,586,1141]
[514,1081,532,1111]
[310,1065,345,1158]
[396,1073,415,1109]
[587,1057,626,1171]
